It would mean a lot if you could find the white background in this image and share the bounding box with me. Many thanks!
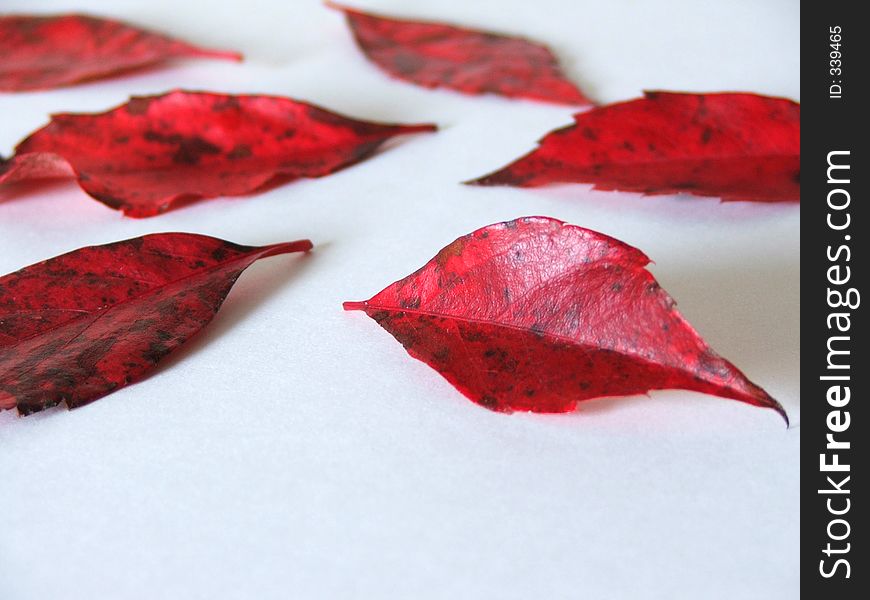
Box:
[0,1,800,598]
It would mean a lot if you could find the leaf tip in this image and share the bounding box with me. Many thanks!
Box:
[324,1,350,13]
[750,386,789,427]
[401,123,438,135]
[771,399,790,428]
[265,239,314,256]
[193,47,244,62]
[555,88,595,108]
[463,171,508,186]
[292,239,315,253]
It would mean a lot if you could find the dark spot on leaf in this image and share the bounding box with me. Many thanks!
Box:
[227,144,252,160]
[700,127,713,144]
[479,395,498,409]
[400,297,421,309]
[392,52,424,74]
[126,97,153,115]
[173,137,221,165]
[460,329,485,342]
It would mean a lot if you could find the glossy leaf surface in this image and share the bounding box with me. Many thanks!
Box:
[329,2,590,106]
[469,92,800,202]
[345,217,785,421]
[0,14,241,91]
[0,233,312,415]
[0,90,436,217]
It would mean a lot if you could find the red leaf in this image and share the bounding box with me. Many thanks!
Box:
[0,14,241,92]
[328,2,590,106]
[469,92,800,202]
[344,217,786,422]
[0,233,312,415]
[0,90,436,217]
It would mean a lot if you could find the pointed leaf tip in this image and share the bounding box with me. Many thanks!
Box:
[193,48,244,62]
[325,1,351,12]
[769,397,789,427]
[262,239,314,257]
[399,123,439,134]
[780,409,790,428]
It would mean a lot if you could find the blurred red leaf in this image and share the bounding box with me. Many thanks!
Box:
[0,90,436,217]
[328,2,590,106]
[469,92,800,202]
[0,233,312,415]
[0,13,241,92]
[345,217,785,422]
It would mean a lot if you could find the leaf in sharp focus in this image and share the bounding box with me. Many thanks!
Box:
[0,90,437,217]
[344,217,786,423]
[327,2,591,106]
[0,14,242,92]
[468,92,800,202]
[0,233,312,416]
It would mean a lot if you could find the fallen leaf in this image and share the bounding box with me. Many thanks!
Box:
[469,92,800,202]
[0,90,437,217]
[328,2,590,106]
[0,13,241,92]
[0,233,312,415]
[344,217,786,422]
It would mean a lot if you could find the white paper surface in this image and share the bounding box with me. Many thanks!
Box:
[0,1,799,598]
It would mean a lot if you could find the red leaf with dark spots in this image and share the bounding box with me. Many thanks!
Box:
[469,92,800,202]
[328,2,590,106]
[0,14,241,92]
[0,90,436,217]
[344,217,785,422]
[0,233,312,415]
